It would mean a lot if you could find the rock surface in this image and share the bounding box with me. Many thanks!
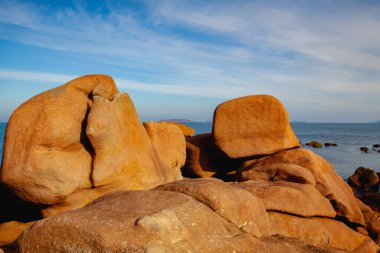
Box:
[144,122,186,181]
[156,178,270,237]
[244,148,365,226]
[0,221,34,246]
[20,190,262,253]
[212,95,299,158]
[268,212,374,252]
[237,180,336,218]
[236,162,316,186]
[348,167,379,189]
[1,75,118,204]
[356,198,380,244]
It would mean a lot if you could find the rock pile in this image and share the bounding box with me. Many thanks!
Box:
[0,75,379,252]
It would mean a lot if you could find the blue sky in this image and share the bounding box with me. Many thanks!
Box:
[1,0,380,122]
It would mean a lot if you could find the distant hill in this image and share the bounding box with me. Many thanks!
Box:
[290,120,309,123]
[373,120,380,124]
[159,119,192,123]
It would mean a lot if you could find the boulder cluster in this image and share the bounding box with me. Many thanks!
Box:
[0,75,379,253]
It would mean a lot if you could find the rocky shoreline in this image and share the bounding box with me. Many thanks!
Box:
[0,75,379,252]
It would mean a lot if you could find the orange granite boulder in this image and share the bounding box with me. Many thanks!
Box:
[0,75,177,215]
[269,212,378,252]
[87,94,173,188]
[156,178,270,237]
[144,122,186,181]
[20,190,262,253]
[236,180,336,218]
[236,162,316,186]
[244,148,365,226]
[212,95,299,158]
[1,75,118,204]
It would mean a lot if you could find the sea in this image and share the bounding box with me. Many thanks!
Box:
[0,122,379,179]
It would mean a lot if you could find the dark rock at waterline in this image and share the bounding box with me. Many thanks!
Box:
[348,167,379,189]
[360,147,369,153]
[305,141,322,148]
[373,144,380,148]
[325,143,337,147]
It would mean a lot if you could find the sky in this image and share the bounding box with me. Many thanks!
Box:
[0,0,380,122]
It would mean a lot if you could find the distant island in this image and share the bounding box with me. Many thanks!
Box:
[159,118,193,123]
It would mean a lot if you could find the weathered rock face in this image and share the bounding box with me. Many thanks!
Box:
[212,95,299,158]
[183,133,218,178]
[0,221,34,246]
[87,94,173,189]
[356,198,380,245]
[244,148,365,226]
[144,122,186,181]
[155,178,270,237]
[236,180,336,218]
[268,212,375,252]
[0,75,179,215]
[183,133,240,180]
[236,162,316,186]
[1,75,119,204]
[161,121,195,137]
[20,190,261,253]
[19,190,367,253]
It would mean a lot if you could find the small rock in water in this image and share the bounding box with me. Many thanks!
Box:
[305,141,322,148]
[348,167,379,189]
[324,143,337,147]
[373,144,380,148]
[360,147,369,153]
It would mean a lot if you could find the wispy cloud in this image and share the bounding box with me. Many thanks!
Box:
[0,0,380,121]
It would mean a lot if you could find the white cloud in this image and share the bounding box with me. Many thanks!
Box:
[0,0,380,121]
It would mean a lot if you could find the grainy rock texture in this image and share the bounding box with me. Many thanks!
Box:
[1,75,118,204]
[268,212,376,252]
[20,190,262,253]
[87,94,173,188]
[244,148,365,226]
[155,178,270,237]
[236,180,336,218]
[212,95,299,158]
[236,162,316,186]
[144,122,186,181]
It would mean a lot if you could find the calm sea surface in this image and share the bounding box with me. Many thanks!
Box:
[0,122,379,179]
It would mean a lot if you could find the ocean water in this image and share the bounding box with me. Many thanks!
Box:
[0,122,379,179]
[183,122,380,179]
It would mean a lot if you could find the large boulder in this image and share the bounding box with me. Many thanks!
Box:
[144,122,186,181]
[236,180,336,218]
[155,178,270,237]
[212,95,299,158]
[244,148,365,226]
[1,75,177,213]
[348,167,379,189]
[20,190,262,253]
[1,75,118,204]
[268,212,377,252]
[236,162,316,186]
[19,190,363,253]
